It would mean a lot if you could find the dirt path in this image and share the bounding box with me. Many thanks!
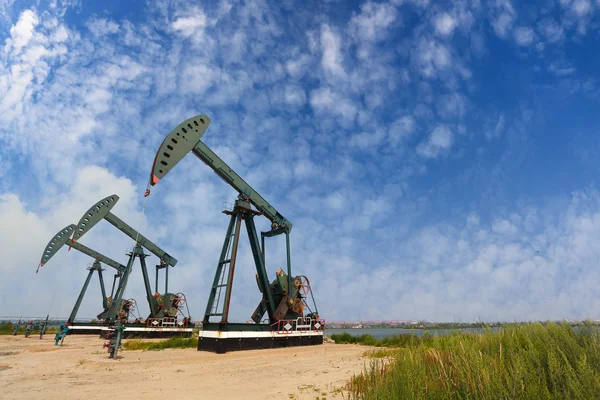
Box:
[0,335,370,399]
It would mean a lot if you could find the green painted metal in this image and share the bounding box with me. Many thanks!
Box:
[72,194,177,266]
[105,212,177,266]
[39,225,128,325]
[150,115,322,330]
[68,265,96,324]
[69,195,183,322]
[72,194,119,241]
[204,200,277,324]
[40,224,125,272]
[98,268,107,310]
[110,272,120,298]
[204,208,238,322]
[222,209,243,323]
[39,314,49,339]
[148,115,291,236]
[106,323,125,359]
[68,241,125,271]
[192,141,292,235]
[285,231,292,305]
[138,250,159,316]
[165,263,169,293]
[39,224,76,267]
[245,213,277,322]
[103,249,136,323]
[150,114,211,185]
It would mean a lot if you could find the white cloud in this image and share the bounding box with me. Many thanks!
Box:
[0,0,16,24]
[548,60,576,76]
[437,92,467,119]
[349,129,386,149]
[171,10,207,37]
[485,113,505,140]
[490,0,516,39]
[433,12,457,36]
[492,218,518,235]
[285,54,311,79]
[417,125,453,158]
[4,9,38,55]
[537,18,565,43]
[284,84,307,106]
[325,191,345,211]
[2,0,600,323]
[514,26,535,46]
[349,1,397,41]
[85,18,119,38]
[170,7,214,46]
[413,38,452,78]
[572,0,592,16]
[309,87,357,121]
[320,24,346,79]
[0,166,156,317]
[388,115,416,144]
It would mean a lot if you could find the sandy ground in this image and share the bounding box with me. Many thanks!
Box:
[0,335,370,399]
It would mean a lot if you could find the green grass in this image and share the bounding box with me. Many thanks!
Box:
[363,348,402,359]
[122,336,198,351]
[343,322,600,399]
[331,332,435,347]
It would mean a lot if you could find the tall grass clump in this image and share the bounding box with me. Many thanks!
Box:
[345,322,600,399]
[123,336,197,351]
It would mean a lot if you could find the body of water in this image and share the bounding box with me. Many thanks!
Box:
[325,327,498,339]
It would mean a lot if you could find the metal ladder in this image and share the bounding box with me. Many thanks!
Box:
[207,228,236,317]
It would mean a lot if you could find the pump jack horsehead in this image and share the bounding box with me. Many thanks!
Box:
[37,196,192,338]
[147,114,324,353]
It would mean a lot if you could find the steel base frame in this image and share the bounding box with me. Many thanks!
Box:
[197,323,323,354]
[67,323,194,339]
[198,334,323,353]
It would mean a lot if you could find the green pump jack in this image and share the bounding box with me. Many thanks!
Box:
[147,115,324,353]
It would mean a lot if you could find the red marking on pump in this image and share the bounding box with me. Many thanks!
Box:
[151,174,160,185]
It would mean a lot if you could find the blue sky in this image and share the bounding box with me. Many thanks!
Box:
[1,0,600,322]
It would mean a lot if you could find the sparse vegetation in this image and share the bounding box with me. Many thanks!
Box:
[363,348,401,359]
[331,331,434,348]
[343,322,600,399]
[122,336,197,351]
[0,321,58,335]
[0,322,17,335]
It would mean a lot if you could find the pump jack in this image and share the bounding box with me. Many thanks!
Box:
[148,115,323,353]
[71,195,191,331]
[38,197,192,338]
[38,224,138,334]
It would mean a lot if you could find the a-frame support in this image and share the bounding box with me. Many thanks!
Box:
[101,250,136,323]
[204,197,277,324]
[137,247,159,317]
[102,244,161,323]
[67,261,106,325]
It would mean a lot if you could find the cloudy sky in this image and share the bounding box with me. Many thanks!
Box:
[1,0,600,323]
